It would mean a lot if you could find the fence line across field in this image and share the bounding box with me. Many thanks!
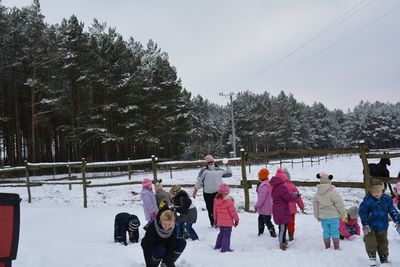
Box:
[0,144,398,209]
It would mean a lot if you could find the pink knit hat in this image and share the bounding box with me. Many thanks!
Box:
[142,178,152,187]
[218,183,230,195]
[204,155,215,163]
[275,168,288,181]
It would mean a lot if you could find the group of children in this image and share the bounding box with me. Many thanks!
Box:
[114,167,400,266]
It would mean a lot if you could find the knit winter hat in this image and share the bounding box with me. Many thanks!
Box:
[142,178,152,187]
[316,172,333,184]
[347,206,359,218]
[129,218,140,229]
[275,168,289,181]
[283,167,291,181]
[204,154,215,163]
[369,178,384,192]
[218,183,230,195]
[394,182,400,193]
[169,185,181,195]
[258,168,270,181]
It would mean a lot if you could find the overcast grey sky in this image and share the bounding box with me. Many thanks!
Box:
[3,0,400,110]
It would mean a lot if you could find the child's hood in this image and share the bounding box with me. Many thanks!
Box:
[316,184,335,194]
[214,195,234,206]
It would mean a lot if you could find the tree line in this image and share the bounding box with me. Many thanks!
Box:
[1,1,399,166]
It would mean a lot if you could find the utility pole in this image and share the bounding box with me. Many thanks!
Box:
[219,92,240,157]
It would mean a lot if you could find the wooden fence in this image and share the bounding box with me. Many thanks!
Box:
[1,144,398,209]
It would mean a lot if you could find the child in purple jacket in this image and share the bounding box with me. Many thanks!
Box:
[140,178,158,229]
[270,168,299,250]
[255,168,276,237]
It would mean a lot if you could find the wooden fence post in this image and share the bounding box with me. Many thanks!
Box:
[241,149,250,212]
[291,158,294,169]
[82,158,87,208]
[127,158,131,180]
[24,160,31,203]
[302,157,304,167]
[317,155,320,165]
[68,161,72,190]
[311,156,313,167]
[151,155,157,183]
[359,141,370,195]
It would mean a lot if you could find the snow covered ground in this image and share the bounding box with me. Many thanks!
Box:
[2,154,400,267]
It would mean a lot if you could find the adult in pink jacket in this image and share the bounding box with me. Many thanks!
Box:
[270,168,299,250]
[213,183,239,253]
[283,167,304,241]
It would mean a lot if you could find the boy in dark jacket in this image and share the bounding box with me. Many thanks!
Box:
[359,179,400,265]
[114,212,140,246]
[170,185,199,240]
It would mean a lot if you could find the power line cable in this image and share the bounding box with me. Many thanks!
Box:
[230,0,375,90]
[249,4,400,89]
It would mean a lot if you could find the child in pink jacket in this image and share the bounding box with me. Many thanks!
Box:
[339,206,360,240]
[213,183,239,253]
[255,168,276,237]
[283,168,304,241]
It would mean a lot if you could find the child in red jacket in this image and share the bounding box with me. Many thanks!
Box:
[213,183,239,253]
[339,206,360,240]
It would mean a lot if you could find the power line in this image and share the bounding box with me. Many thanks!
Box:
[250,4,400,88]
[230,0,376,90]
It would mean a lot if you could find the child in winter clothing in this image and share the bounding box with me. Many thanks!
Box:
[254,168,276,238]
[213,183,239,252]
[392,182,400,210]
[359,179,400,265]
[339,206,360,240]
[313,172,347,250]
[170,185,199,241]
[283,167,304,241]
[155,180,171,208]
[140,178,158,229]
[114,212,140,245]
[270,168,300,251]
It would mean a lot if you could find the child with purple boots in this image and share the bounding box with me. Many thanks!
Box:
[213,183,239,252]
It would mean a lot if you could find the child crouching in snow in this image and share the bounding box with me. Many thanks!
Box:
[270,168,300,251]
[214,183,239,252]
[339,206,360,240]
[255,168,276,237]
[313,172,346,250]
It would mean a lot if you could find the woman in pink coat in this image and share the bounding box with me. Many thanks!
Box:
[213,183,239,253]
[255,168,276,237]
[283,168,304,241]
[270,168,299,250]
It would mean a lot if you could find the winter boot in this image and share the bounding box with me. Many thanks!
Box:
[152,258,162,267]
[379,255,388,264]
[280,242,288,251]
[333,238,340,250]
[368,252,377,267]
[323,238,331,249]
[258,227,264,236]
[288,232,294,241]
[268,227,277,238]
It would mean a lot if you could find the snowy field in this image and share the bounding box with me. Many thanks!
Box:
[2,154,400,267]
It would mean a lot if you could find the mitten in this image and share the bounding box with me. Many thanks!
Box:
[348,235,356,241]
[150,211,157,220]
[396,223,400,235]
[192,189,197,199]
[292,192,300,198]
[363,225,371,235]
[234,220,239,227]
